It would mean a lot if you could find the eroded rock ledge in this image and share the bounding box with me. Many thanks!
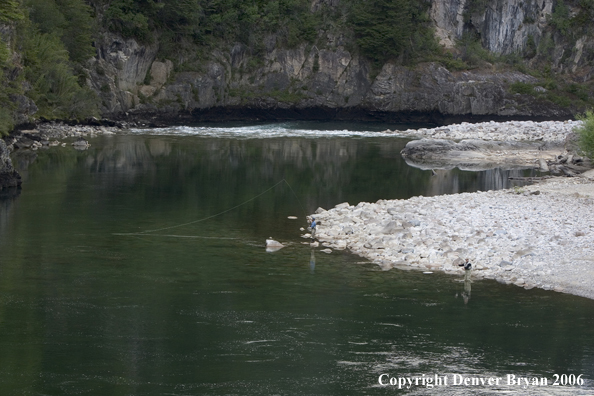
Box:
[311,178,594,300]
[397,120,592,173]
[0,140,21,191]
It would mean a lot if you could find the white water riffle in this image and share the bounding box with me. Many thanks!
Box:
[128,120,581,141]
[127,123,399,139]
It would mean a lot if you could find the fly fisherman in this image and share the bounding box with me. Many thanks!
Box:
[459,258,472,271]
[459,259,472,304]
[308,217,317,240]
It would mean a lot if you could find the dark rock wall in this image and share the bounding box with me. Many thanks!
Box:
[90,36,573,123]
[0,140,21,190]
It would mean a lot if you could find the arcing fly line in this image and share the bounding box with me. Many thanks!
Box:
[113,178,307,237]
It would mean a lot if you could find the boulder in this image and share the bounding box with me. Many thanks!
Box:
[0,140,22,190]
[265,238,284,252]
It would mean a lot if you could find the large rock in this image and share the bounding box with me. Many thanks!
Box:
[400,138,564,170]
[0,140,21,190]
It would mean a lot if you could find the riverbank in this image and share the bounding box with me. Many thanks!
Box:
[4,122,122,151]
[310,177,594,300]
[396,119,592,174]
[391,119,582,142]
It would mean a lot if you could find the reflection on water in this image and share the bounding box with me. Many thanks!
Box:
[1,129,592,395]
[12,134,539,209]
[462,269,472,305]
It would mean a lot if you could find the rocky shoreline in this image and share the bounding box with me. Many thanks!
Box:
[309,176,594,300]
[0,121,125,190]
[396,119,593,174]
[390,119,583,143]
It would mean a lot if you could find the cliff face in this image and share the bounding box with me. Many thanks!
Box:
[7,0,594,125]
[433,0,594,78]
[90,37,571,123]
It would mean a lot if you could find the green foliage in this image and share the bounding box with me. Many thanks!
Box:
[104,0,153,42]
[576,110,594,159]
[349,0,418,64]
[0,107,14,135]
[26,0,95,63]
[23,31,98,120]
[312,53,319,73]
[0,0,24,22]
[510,82,534,95]
[56,0,96,63]
[0,42,10,66]
[269,89,306,103]
[464,0,488,22]
[0,0,100,123]
[524,34,537,58]
[437,55,469,71]
[548,0,571,36]
[457,33,498,66]
[545,92,571,106]
[104,0,319,60]
[566,83,590,102]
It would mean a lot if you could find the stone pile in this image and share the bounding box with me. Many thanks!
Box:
[310,178,594,299]
[4,122,121,152]
[389,120,583,143]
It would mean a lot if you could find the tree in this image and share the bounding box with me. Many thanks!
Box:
[349,0,414,64]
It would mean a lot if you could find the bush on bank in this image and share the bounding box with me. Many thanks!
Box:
[576,110,594,159]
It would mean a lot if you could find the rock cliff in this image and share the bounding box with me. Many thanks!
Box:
[0,140,21,190]
[85,0,594,123]
[90,38,573,123]
[3,0,593,126]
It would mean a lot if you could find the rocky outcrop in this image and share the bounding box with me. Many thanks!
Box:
[0,140,21,190]
[89,34,572,123]
[75,0,594,124]
[432,0,594,79]
[401,138,562,170]
[88,32,159,115]
[399,120,592,171]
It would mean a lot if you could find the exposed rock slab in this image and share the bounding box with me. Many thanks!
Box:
[401,138,562,170]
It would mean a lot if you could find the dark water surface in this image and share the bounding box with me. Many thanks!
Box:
[1,124,593,395]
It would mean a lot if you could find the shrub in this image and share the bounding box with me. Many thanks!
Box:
[576,110,594,159]
[509,82,534,95]
[0,107,14,136]
[23,31,97,119]
[0,0,23,22]
[548,0,571,36]
[349,0,436,65]
[26,0,95,63]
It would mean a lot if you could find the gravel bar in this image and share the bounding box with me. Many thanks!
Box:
[311,177,594,300]
[389,119,582,143]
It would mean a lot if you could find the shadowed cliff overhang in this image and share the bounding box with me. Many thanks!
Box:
[123,106,574,127]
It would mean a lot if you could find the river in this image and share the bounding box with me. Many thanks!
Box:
[0,122,592,395]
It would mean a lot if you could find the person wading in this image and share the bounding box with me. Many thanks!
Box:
[309,217,317,240]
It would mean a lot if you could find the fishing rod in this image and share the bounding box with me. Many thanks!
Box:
[114,178,309,236]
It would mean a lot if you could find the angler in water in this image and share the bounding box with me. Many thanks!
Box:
[309,217,317,240]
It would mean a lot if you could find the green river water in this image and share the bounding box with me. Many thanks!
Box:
[0,122,592,395]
